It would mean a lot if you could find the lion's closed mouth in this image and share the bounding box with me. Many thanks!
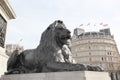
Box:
[61,35,71,40]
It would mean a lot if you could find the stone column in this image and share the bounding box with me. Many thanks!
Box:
[0,0,16,77]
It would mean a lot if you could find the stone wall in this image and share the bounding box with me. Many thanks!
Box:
[0,47,8,77]
[0,0,15,77]
[1,71,111,80]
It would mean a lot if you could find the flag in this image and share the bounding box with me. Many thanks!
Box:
[86,23,90,26]
[94,24,96,26]
[94,23,96,26]
[103,24,108,27]
[79,24,83,27]
[99,22,103,25]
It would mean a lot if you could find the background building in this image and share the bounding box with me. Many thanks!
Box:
[0,0,15,77]
[6,44,24,56]
[71,28,120,71]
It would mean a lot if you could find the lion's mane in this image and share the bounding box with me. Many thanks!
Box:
[35,20,67,64]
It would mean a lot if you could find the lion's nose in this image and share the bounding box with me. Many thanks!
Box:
[66,35,71,39]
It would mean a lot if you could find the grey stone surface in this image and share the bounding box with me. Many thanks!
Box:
[0,14,7,48]
[1,71,111,80]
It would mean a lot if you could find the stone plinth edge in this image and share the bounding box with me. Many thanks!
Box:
[1,71,111,80]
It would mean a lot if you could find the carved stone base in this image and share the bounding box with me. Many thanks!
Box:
[1,71,111,80]
[0,47,8,77]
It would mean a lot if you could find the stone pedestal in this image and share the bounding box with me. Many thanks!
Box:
[1,71,111,80]
[0,47,8,77]
[0,0,15,78]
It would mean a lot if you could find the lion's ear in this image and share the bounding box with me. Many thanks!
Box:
[57,20,63,24]
[47,27,51,30]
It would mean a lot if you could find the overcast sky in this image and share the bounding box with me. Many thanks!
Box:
[7,0,120,52]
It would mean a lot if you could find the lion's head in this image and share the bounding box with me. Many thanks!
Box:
[39,20,71,48]
[54,25,71,48]
[36,20,72,63]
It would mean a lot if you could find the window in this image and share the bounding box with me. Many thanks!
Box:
[89,52,91,55]
[102,57,104,61]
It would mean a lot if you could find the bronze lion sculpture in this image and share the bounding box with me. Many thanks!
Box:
[6,20,103,74]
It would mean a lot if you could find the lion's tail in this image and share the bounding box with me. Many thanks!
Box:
[7,50,20,71]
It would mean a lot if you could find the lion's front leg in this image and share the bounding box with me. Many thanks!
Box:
[86,65,104,71]
[62,45,76,63]
[41,62,86,72]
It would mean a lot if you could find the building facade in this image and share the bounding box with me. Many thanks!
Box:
[71,28,120,71]
[0,0,15,77]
